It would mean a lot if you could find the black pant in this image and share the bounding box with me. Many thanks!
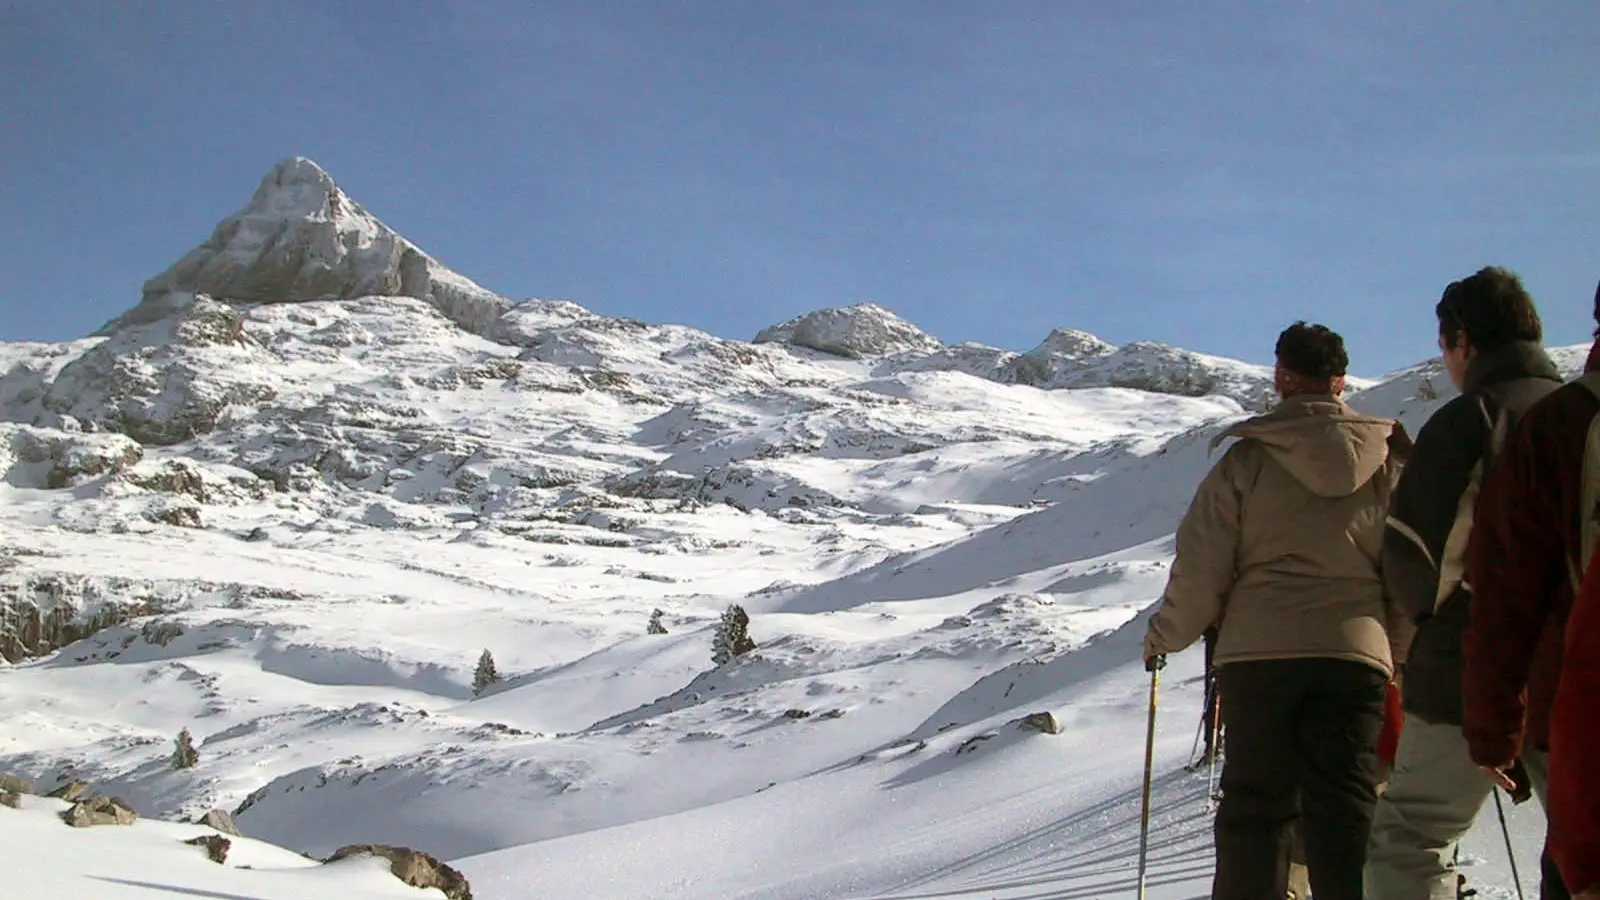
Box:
[1213,658,1387,900]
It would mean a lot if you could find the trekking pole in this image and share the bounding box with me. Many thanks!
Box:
[1492,788,1526,900]
[1138,654,1165,900]
[1204,686,1223,810]
[1185,706,1206,770]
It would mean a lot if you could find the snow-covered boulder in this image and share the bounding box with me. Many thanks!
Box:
[61,794,139,827]
[755,303,944,359]
[197,809,242,836]
[325,845,473,900]
[113,157,509,336]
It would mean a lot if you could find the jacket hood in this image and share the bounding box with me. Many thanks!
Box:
[1211,395,1407,498]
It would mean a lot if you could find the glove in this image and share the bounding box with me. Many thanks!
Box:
[1142,630,1167,667]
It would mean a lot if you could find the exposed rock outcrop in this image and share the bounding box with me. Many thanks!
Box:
[147,502,203,528]
[326,844,473,900]
[47,781,89,802]
[120,458,273,505]
[196,808,241,836]
[61,795,138,827]
[0,773,32,794]
[116,157,509,336]
[1016,711,1063,735]
[0,573,169,663]
[40,297,279,446]
[0,424,143,488]
[0,792,19,809]
[184,833,231,864]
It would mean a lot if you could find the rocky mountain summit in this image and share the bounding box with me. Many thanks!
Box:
[111,157,509,336]
[754,303,946,359]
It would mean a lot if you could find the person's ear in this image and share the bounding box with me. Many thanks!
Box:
[1330,374,1347,396]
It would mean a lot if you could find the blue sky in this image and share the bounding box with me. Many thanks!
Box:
[2,1,1597,373]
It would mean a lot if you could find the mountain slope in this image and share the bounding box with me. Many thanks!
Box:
[0,157,1569,900]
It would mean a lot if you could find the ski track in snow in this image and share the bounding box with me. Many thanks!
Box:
[0,159,1581,899]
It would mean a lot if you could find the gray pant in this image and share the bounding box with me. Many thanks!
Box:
[1365,714,1550,900]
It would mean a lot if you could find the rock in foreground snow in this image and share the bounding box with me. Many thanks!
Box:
[0,795,442,899]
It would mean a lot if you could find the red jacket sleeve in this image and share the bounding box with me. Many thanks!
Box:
[1462,403,1570,767]
[1549,557,1600,892]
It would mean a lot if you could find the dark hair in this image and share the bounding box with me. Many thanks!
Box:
[1436,266,1542,352]
[1275,321,1348,380]
[1592,278,1599,339]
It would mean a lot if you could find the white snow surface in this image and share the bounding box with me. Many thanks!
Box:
[2,796,429,899]
[0,158,1585,899]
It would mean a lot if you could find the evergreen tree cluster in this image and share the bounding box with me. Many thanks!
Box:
[172,727,199,770]
[473,648,501,697]
[711,604,756,666]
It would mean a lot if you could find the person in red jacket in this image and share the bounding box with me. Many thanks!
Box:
[1553,554,1600,898]
[1462,281,1600,900]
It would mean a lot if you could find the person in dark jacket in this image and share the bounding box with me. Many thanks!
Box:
[1462,282,1600,900]
[1366,267,1565,900]
[1146,322,1409,900]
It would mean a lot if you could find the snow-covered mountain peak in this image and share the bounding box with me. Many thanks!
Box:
[251,156,344,219]
[1026,327,1117,361]
[110,157,510,336]
[753,302,944,359]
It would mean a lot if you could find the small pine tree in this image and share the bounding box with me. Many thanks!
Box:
[472,649,501,697]
[172,727,199,770]
[711,604,757,666]
[647,609,668,635]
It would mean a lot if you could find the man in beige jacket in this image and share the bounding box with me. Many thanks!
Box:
[1144,321,1410,900]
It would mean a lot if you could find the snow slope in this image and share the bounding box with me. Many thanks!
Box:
[1,795,428,899]
[0,158,1580,900]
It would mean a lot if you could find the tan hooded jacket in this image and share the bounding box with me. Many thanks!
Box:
[1146,395,1411,677]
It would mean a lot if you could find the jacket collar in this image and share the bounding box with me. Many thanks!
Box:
[1461,340,1562,394]
[1269,393,1349,415]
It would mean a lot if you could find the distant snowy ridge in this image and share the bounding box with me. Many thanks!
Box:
[755,305,1281,408]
